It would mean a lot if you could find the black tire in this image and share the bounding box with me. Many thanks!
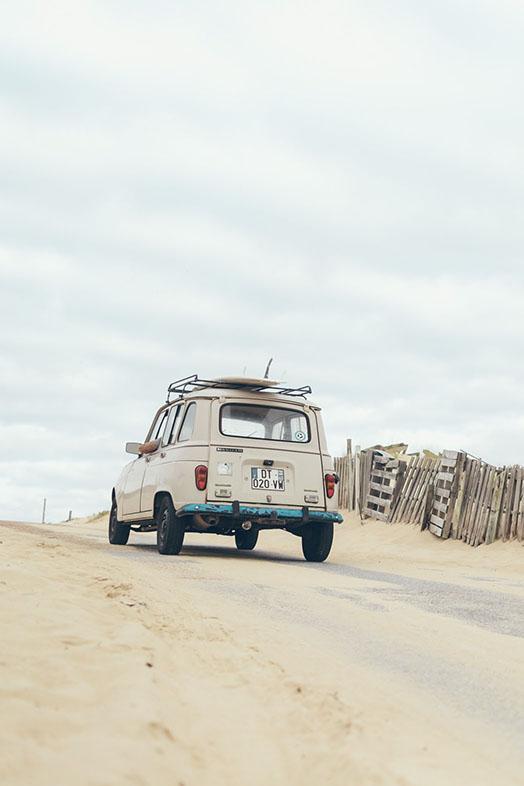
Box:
[156,496,185,555]
[108,500,131,545]
[301,521,333,562]
[235,528,258,551]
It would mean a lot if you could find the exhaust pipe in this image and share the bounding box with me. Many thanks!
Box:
[193,513,219,530]
[241,521,252,531]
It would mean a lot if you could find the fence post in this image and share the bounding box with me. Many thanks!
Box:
[346,438,353,510]
[354,446,361,518]
[41,498,47,524]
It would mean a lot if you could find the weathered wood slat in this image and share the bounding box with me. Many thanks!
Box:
[368,481,394,495]
[485,469,503,544]
[462,460,481,542]
[354,447,362,516]
[516,471,524,542]
[471,464,493,546]
[429,519,444,536]
[510,467,522,541]
[431,499,448,515]
[466,463,485,545]
[336,439,523,546]
[436,471,455,484]
[391,455,420,522]
[412,459,438,525]
[450,456,468,539]
[413,465,435,525]
[502,468,517,541]
[434,488,451,503]
[404,458,430,523]
[402,462,424,523]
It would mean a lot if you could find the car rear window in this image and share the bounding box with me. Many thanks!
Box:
[220,403,310,443]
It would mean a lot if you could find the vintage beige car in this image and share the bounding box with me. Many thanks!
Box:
[109,375,342,562]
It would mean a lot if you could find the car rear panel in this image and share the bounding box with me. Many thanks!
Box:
[207,398,325,509]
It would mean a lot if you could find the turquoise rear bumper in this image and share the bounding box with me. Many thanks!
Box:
[176,502,343,524]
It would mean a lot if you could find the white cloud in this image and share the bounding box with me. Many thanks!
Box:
[1,0,524,520]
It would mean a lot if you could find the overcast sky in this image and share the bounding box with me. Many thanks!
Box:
[1,1,524,521]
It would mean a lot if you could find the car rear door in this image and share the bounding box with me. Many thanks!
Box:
[206,398,324,509]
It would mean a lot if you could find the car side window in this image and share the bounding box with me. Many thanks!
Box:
[177,402,196,442]
[152,409,169,441]
[164,404,182,446]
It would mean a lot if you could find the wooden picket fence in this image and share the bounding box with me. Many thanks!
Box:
[334,440,524,546]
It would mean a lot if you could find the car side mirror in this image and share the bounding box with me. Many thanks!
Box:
[126,442,142,455]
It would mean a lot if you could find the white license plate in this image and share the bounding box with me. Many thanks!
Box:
[251,467,285,491]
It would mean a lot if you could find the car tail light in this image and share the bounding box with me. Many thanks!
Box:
[325,473,336,499]
[195,465,208,491]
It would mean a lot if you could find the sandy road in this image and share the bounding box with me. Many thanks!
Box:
[1,514,523,786]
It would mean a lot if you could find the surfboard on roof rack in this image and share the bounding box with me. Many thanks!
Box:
[166,374,312,402]
[215,376,280,387]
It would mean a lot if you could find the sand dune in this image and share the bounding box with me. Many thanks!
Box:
[1,513,522,786]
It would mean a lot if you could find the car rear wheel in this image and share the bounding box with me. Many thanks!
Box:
[156,496,185,555]
[235,528,258,551]
[301,521,333,562]
[108,501,131,545]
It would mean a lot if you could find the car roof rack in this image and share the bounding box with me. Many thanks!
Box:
[166,374,312,402]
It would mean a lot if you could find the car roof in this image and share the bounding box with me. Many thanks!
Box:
[164,375,320,409]
[177,387,319,408]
